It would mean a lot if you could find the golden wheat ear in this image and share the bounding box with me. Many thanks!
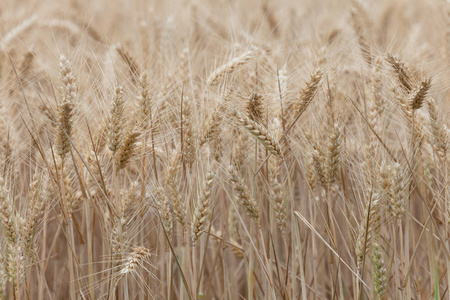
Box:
[56,55,77,158]
[107,86,125,155]
[228,164,260,221]
[231,110,283,158]
[191,172,215,245]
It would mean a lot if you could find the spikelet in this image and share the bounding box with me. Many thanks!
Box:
[107,86,125,154]
[57,158,76,218]
[136,72,152,132]
[387,163,407,220]
[409,78,431,110]
[393,87,413,120]
[109,216,124,267]
[199,106,223,148]
[267,118,287,230]
[427,98,448,160]
[165,146,186,227]
[228,165,260,221]
[268,118,283,183]
[119,246,151,276]
[232,110,283,158]
[231,128,246,166]
[23,172,46,253]
[306,155,317,191]
[355,193,382,266]
[0,177,15,243]
[326,122,343,188]
[278,66,288,101]
[371,242,387,299]
[5,243,25,286]
[246,92,264,122]
[367,58,385,139]
[182,97,196,167]
[378,162,392,200]
[192,172,215,245]
[155,187,173,242]
[290,68,323,120]
[386,54,414,92]
[115,129,140,171]
[56,55,77,158]
[312,148,327,190]
[270,180,287,232]
[207,48,259,85]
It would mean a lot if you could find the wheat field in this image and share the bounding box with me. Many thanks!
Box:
[0,0,449,299]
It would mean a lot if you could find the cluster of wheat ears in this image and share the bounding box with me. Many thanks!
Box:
[0,0,449,299]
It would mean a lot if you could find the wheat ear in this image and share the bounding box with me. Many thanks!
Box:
[119,246,151,276]
[107,86,125,154]
[56,55,77,158]
[409,78,431,110]
[232,110,283,158]
[192,172,215,245]
[207,48,259,85]
[228,165,260,221]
